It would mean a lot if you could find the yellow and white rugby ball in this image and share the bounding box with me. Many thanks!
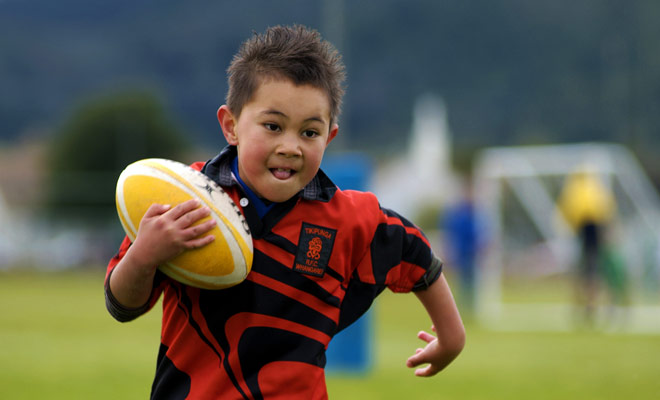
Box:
[115,158,252,289]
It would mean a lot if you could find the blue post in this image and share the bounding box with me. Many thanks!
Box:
[321,152,373,374]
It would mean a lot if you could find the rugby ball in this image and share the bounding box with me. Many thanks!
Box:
[115,158,253,289]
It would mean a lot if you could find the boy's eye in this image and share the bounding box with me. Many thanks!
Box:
[302,130,319,138]
[264,123,280,131]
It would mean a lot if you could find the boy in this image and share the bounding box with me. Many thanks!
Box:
[106,25,464,399]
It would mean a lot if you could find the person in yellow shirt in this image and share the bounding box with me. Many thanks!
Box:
[558,166,617,325]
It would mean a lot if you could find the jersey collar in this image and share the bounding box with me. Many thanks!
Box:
[201,145,337,203]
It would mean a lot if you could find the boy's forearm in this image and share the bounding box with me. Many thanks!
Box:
[415,275,465,366]
[105,267,151,322]
[108,246,158,309]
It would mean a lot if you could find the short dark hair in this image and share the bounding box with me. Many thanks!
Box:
[226,25,346,126]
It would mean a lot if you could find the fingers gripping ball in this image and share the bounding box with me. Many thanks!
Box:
[115,158,253,289]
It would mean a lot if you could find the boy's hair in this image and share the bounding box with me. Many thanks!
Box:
[226,25,346,126]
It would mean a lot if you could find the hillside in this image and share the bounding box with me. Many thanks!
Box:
[2,0,659,161]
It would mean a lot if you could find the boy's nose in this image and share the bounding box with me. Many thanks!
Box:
[276,133,303,157]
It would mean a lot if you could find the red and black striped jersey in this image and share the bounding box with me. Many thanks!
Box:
[105,146,442,399]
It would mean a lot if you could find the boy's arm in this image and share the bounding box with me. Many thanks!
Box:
[406,274,465,376]
[108,199,216,309]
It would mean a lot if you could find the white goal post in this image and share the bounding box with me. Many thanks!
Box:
[472,142,660,332]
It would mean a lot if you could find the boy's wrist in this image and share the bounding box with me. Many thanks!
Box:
[124,242,160,276]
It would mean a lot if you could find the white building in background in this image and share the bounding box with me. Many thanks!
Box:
[0,139,96,269]
[371,93,457,221]
[0,189,17,267]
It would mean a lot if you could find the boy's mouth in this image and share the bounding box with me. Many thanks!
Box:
[270,168,295,180]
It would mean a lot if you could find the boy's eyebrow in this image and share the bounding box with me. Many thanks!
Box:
[260,109,327,124]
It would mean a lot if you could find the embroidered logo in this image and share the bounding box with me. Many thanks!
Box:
[294,222,336,277]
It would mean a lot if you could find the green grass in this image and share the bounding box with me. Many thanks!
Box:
[1,269,660,399]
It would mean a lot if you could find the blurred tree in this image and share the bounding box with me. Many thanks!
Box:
[45,91,191,223]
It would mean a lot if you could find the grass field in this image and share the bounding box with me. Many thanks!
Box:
[1,268,660,399]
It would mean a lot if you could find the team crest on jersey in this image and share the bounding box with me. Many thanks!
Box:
[294,222,336,277]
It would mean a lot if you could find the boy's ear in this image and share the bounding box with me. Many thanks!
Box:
[327,123,339,145]
[217,105,238,145]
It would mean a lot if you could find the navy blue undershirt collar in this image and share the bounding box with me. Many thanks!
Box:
[231,156,275,218]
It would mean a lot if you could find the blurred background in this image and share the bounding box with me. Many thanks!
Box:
[2,0,660,399]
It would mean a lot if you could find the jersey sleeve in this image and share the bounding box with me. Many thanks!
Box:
[104,236,165,322]
[336,201,443,332]
[356,205,443,293]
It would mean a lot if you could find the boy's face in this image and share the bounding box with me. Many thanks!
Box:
[218,79,338,203]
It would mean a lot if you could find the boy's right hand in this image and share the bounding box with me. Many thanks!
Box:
[129,199,217,270]
[110,199,217,309]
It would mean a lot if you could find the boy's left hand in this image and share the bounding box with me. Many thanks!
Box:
[409,275,465,376]
[406,325,443,377]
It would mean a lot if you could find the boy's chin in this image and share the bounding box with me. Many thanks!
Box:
[257,187,297,203]
[257,177,309,203]
[262,192,297,203]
